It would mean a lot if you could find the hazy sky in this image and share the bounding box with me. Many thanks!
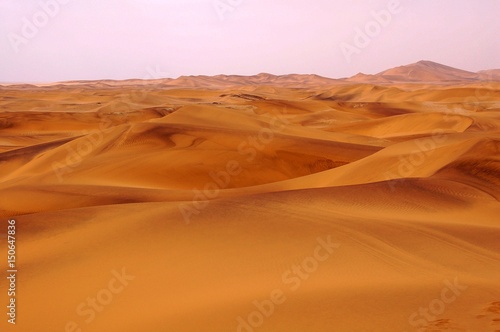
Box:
[1,0,498,82]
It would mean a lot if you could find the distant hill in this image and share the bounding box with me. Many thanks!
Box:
[478,69,500,81]
[163,73,340,87]
[345,60,492,83]
[4,61,498,88]
[380,60,480,82]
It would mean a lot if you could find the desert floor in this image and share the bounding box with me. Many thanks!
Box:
[0,82,499,331]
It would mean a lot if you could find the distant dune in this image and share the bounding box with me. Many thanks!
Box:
[3,60,497,89]
[478,69,500,81]
[346,60,499,83]
[376,60,481,82]
[0,65,499,331]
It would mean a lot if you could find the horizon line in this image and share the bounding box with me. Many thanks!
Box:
[1,60,499,85]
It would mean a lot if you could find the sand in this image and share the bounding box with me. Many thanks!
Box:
[0,75,499,331]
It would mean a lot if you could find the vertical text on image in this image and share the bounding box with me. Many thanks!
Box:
[6,219,17,325]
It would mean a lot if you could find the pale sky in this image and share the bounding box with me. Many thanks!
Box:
[0,0,498,82]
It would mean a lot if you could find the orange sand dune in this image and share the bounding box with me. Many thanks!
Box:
[0,81,499,332]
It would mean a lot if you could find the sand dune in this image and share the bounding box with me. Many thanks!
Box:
[0,72,499,332]
[345,60,499,84]
[479,69,500,81]
[377,60,480,82]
